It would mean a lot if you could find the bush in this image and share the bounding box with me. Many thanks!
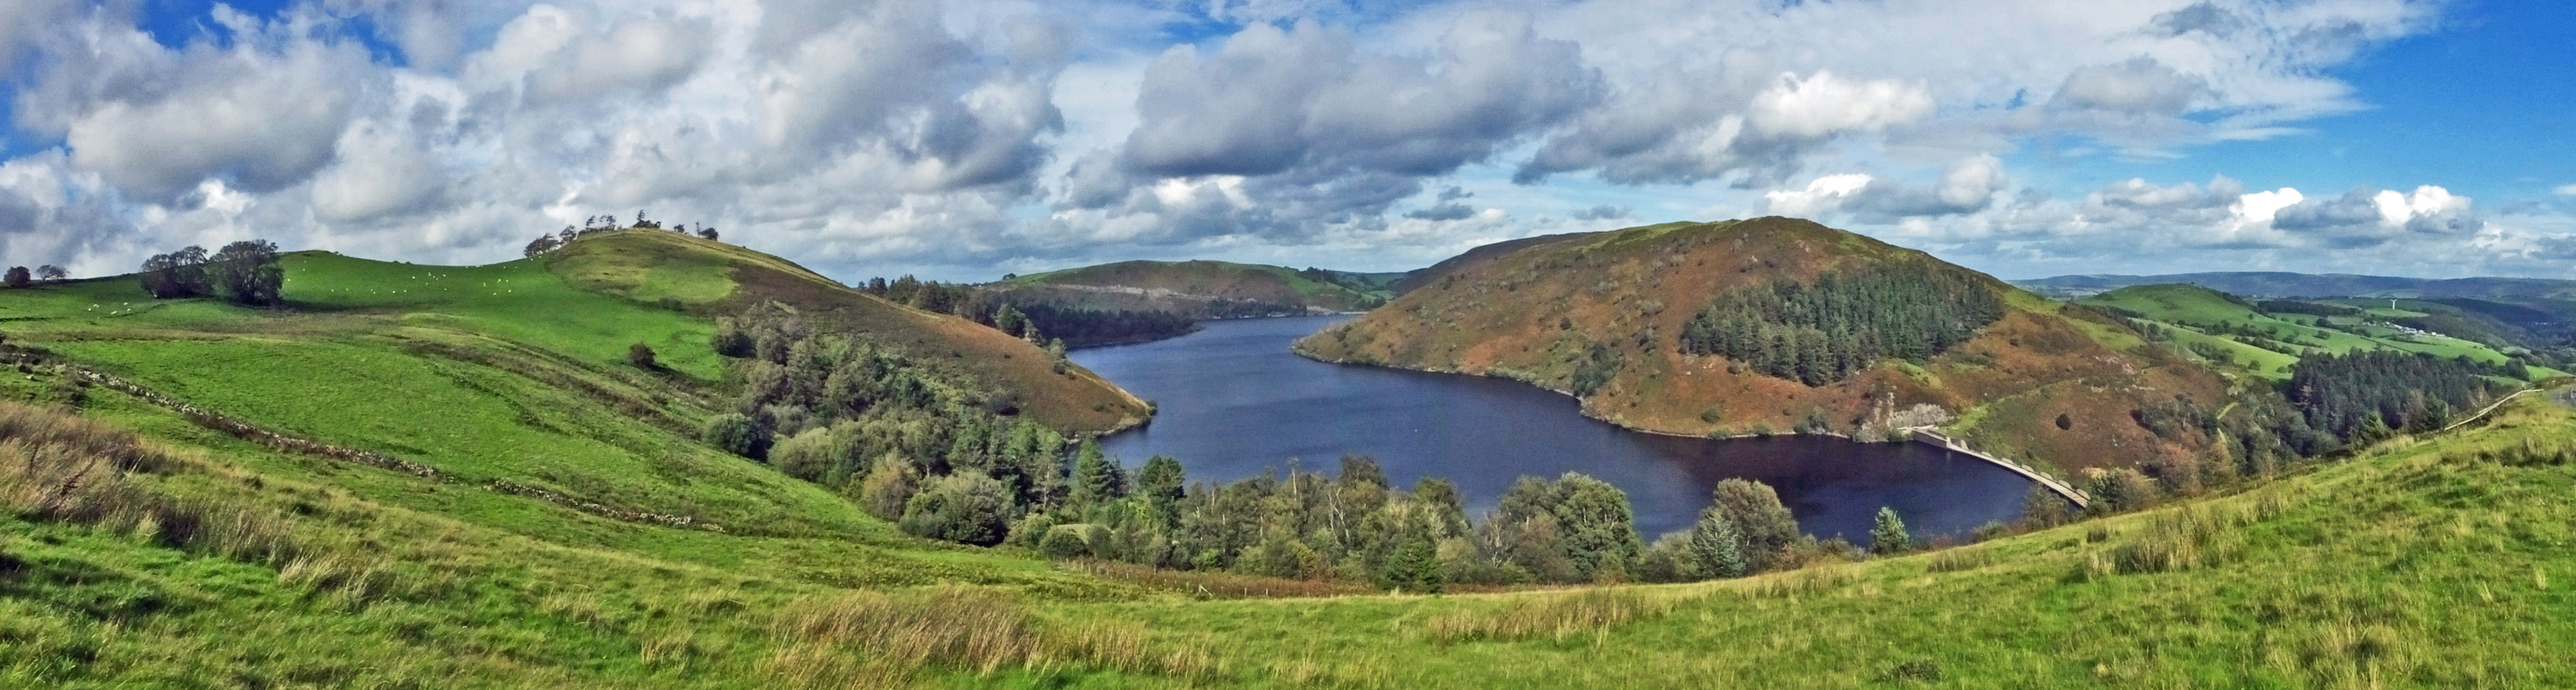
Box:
[628,343,658,370]
[899,472,1014,546]
[859,458,920,521]
[701,413,768,459]
[769,427,839,483]
[3,267,26,288]
[1039,524,1094,559]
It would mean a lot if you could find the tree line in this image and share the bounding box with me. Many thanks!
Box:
[139,240,284,306]
[2288,350,2507,441]
[700,300,1951,589]
[523,212,718,257]
[1678,267,2006,385]
[3,265,67,288]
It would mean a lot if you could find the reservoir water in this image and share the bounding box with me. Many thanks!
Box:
[1073,315,2037,541]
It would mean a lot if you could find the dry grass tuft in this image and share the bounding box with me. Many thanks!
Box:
[0,400,300,563]
[1924,546,1998,573]
[1427,587,1700,645]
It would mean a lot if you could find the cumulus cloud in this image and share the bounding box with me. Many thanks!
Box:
[1570,205,1630,221]
[2053,58,2206,115]
[0,0,2527,282]
[1405,203,1476,221]
[1123,12,1596,178]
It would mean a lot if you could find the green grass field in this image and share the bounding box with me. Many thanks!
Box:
[6,248,2576,688]
[2078,284,2566,380]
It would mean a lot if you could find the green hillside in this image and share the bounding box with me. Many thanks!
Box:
[7,234,2576,688]
[2077,284,2564,381]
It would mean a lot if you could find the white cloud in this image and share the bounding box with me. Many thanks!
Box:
[1765,173,1874,216]
[1748,71,1935,139]
[2555,184,2576,196]
[0,0,2541,282]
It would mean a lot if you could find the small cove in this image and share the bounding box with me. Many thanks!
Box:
[1073,315,2036,541]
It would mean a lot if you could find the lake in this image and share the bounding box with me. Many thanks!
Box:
[1072,315,2038,541]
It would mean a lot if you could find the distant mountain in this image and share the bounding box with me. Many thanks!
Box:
[2014,272,2576,302]
[992,259,1397,317]
[1295,216,2231,474]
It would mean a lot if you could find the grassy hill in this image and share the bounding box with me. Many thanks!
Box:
[5,293,2572,689]
[998,259,1394,316]
[2077,284,2566,381]
[1294,217,2230,474]
[2014,270,2576,302]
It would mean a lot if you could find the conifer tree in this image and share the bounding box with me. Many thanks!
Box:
[1069,440,1123,512]
[1871,506,1912,555]
[1687,506,1747,578]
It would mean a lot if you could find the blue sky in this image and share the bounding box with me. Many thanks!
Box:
[0,0,2568,283]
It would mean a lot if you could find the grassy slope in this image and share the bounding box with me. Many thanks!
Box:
[551,230,1150,432]
[11,361,2570,688]
[2079,284,2566,381]
[1293,217,2229,473]
[1055,394,2576,689]
[1008,259,1390,311]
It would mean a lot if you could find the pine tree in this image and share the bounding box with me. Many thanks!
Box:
[1378,532,1444,594]
[1871,506,1912,555]
[1687,507,1747,578]
[1069,440,1124,512]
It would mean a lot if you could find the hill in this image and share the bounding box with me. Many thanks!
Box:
[1293,217,2231,474]
[2016,270,2576,302]
[2076,284,2566,381]
[994,259,1394,317]
[5,316,2571,687]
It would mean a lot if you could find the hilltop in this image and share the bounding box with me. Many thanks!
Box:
[993,259,1395,318]
[1294,217,2232,474]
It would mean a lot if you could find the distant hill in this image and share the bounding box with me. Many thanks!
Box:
[1295,216,2232,473]
[2014,271,2576,301]
[2073,284,2562,380]
[992,259,1397,317]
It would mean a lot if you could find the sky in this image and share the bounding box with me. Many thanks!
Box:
[0,0,2570,284]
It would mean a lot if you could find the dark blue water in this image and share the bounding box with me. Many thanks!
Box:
[1072,315,2035,541]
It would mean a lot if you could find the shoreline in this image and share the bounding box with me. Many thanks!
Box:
[1285,341,1883,444]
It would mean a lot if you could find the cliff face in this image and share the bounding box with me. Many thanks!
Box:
[1294,217,2229,472]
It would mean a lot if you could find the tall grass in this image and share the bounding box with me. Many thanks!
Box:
[0,401,297,564]
[1427,587,1704,645]
[765,585,1217,689]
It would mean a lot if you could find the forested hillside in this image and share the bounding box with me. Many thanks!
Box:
[1295,217,2232,476]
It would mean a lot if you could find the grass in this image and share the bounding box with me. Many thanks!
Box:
[6,234,2576,687]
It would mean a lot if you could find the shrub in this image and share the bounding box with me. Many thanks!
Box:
[1039,524,1093,559]
[900,472,1012,546]
[768,428,839,483]
[3,266,26,288]
[859,458,919,521]
[702,413,768,459]
[628,343,658,370]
